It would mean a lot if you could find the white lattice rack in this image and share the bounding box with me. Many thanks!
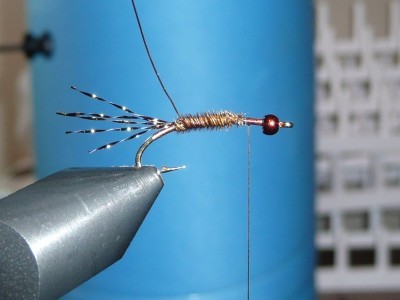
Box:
[315,0,400,293]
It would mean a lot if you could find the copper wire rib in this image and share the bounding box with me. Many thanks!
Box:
[175,111,244,131]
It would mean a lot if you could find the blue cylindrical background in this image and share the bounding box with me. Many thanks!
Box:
[27,1,314,299]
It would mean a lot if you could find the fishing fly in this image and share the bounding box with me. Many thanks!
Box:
[57,1,293,173]
[57,85,293,172]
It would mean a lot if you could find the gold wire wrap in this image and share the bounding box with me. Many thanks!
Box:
[174,111,244,131]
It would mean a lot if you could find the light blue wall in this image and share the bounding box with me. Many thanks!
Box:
[27,0,314,299]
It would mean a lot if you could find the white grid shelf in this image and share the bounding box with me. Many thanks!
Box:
[316,0,400,293]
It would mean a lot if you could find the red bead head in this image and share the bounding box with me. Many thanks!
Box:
[262,114,280,135]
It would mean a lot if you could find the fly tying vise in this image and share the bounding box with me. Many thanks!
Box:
[57,86,293,172]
